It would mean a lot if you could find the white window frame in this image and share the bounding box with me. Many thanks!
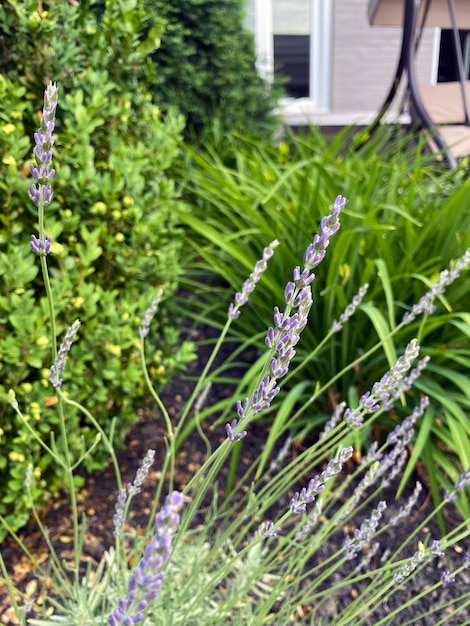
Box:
[251,0,334,120]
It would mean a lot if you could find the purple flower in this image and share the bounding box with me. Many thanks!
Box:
[289,447,353,513]
[295,500,323,541]
[227,197,346,440]
[49,320,81,388]
[444,466,470,502]
[226,419,247,442]
[394,547,425,583]
[29,82,58,209]
[331,283,369,333]
[30,234,52,256]
[441,570,455,585]
[431,539,444,557]
[389,482,422,526]
[303,195,346,271]
[319,402,346,439]
[344,339,421,428]
[109,491,185,625]
[113,450,156,537]
[339,397,429,521]
[403,248,470,323]
[344,501,387,559]
[263,521,281,537]
[228,240,279,319]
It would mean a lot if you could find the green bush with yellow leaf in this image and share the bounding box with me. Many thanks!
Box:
[0,0,194,535]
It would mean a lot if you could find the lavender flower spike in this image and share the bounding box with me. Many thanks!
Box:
[29,82,58,209]
[303,195,346,271]
[30,234,52,256]
[113,449,156,537]
[228,240,279,319]
[344,500,387,559]
[389,482,423,526]
[403,247,470,323]
[228,197,346,440]
[138,287,164,338]
[290,446,353,513]
[344,339,421,427]
[49,320,81,388]
[109,491,186,625]
[331,283,369,333]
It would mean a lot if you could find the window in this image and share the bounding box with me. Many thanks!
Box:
[438,29,470,82]
[246,0,333,110]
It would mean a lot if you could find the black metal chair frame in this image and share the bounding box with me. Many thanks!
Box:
[368,0,469,168]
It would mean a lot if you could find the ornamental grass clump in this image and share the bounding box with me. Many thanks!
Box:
[2,83,470,625]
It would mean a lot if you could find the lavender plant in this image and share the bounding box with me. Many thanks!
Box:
[2,83,470,626]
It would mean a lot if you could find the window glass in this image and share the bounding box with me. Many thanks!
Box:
[438,30,470,81]
[273,0,310,97]
[273,0,310,35]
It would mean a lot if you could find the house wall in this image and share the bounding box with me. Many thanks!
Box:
[332,0,438,114]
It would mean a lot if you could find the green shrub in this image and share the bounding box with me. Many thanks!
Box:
[0,0,195,534]
[147,0,282,140]
[174,126,470,515]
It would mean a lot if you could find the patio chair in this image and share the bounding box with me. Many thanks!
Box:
[368,0,470,168]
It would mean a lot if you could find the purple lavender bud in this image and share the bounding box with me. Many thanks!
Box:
[42,185,53,205]
[113,487,129,537]
[295,500,323,541]
[228,303,240,319]
[284,281,296,304]
[30,234,52,256]
[303,195,346,272]
[431,539,444,556]
[441,570,455,585]
[386,396,429,444]
[454,467,470,493]
[358,391,380,412]
[28,184,41,205]
[263,521,281,537]
[319,402,346,439]
[344,407,363,428]
[235,291,249,307]
[345,340,421,427]
[49,319,81,388]
[403,248,470,323]
[344,501,387,559]
[236,398,249,419]
[270,358,289,378]
[228,240,279,319]
[226,419,247,441]
[290,447,351,514]
[273,306,283,327]
[29,82,58,209]
[289,492,308,514]
[307,475,324,493]
[265,326,279,348]
[293,266,315,287]
[331,283,369,332]
[389,482,422,526]
[394,547,425,583]
[293,286,311,307]
[109,491,185,625]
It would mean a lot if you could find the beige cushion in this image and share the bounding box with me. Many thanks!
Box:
[418,82,470,124]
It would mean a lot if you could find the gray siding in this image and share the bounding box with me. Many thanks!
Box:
[332,0,437,114]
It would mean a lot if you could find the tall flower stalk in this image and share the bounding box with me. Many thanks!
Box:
[27,82,83,584]
[227,195,346,441]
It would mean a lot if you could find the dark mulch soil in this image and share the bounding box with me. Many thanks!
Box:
[1,331,470,625]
